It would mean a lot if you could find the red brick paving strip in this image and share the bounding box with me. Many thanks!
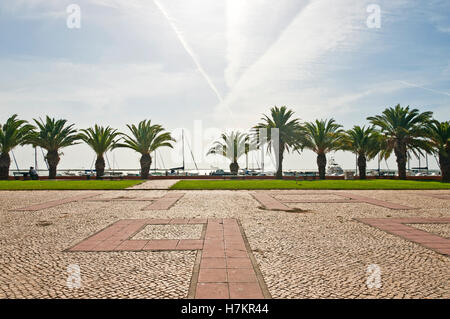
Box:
[251,193,290,211]
[356,218,450,256]
[11,193,101,211]
[141,193,185,210]
[419,194,450,200]
[68,218,202,252]
[339,192,414,210]
[85,198,158,202]
[268,192,336,196]
[281,199,357,203]
[67,218,269,299]
[195,218,266,299]
[271,192,359,203]
[253,191,414,210]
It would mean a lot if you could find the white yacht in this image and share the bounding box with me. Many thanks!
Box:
[327,156,344,176]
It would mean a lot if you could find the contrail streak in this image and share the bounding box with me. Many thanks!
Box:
[399,81,450,97]
[153,0,224,103]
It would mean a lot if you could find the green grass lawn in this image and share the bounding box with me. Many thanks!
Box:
[0,180,143,190]
[170,179,450,190]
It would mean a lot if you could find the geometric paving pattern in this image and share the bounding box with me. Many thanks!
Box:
[252,191,414,211]
[67,218,270,299]
[133,224,203,240]
[10,193,101,211]
[67,218,206,252]
[418,193,450,200]
[85,197,157,201]
[85,192,186,210]
[11,192,185,211]
[141,193,185,210]
[356,218,450,256]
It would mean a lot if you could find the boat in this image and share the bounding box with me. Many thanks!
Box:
[327,156,344,176]
[210,169,232,176]
[63,170,76,176]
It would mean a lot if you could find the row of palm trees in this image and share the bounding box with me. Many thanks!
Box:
[0,117,174,180]
[0,104,448,182]
[208,105,449,182]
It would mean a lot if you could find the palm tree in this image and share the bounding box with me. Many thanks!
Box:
[254,106,303,179]
[367,104,433,180]
[207,131,249,175]
[80,125,122,179]
[0,115,35,180]
[116,120,175,179]
[341,126,381,179]
[301,118,344,180]
[28,116,80,179]
[425,120,450,182]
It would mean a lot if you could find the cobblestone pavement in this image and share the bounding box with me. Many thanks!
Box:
[0,189,449,299]
[133,224,203,240]
[127,180,180,189]
[406,224,450,239]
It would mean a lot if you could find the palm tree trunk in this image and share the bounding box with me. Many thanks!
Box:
[46,150,60,179]
[230,162,239,175]
[358,154,367,180]
[276,146,284,179]
[95,155,105,179]
[394,143,407,180]
[140,153,152,179]
[317,153,326,180]
[0,152,11,180]
[439,150,450,183]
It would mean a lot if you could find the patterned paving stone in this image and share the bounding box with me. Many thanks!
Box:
[339,192,414,210]
[407,224,450,239]
[251,193,290,210]
[85,197,157,202]
[356,218,450,256]
[11,193,101,211]
[126,180,180,190]
[229,283,265,299]
[201,258,227,269]
[419,193,450,200]
[141,193,185,210]
[2,189,449,299]
[67,217,269,299]
[282,199,356,203]
[133,224,203,240]
[253,191,414,211]
[144,240,179,250]
[195,283,229,299]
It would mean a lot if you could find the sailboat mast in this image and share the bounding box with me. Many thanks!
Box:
[11,150,20,171]
[182,129,185,170]
[34,147,38,170]
[246,152,248,170]
[261,145,264,173]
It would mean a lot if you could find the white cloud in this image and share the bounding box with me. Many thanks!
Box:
[153,0,224,103]
[217,0,370,125]
[0,57,208,124]
[225,0,308,88]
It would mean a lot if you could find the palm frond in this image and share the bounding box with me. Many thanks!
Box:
[253,105,303,153]
[79,125,122,156]
[0,114,35,154]
[26,116,79,152]
[301,118,344,155]
[367,104,433,158]
[115,120,175,155]
[207,131,249,163]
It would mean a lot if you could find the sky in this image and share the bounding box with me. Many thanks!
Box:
[0,0,449,173]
